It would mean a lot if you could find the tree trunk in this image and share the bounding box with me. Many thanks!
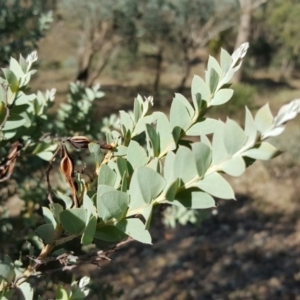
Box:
[153,46,164,93]
[234,0,252,82]
[178,49,191,91]
[76,48,94,84]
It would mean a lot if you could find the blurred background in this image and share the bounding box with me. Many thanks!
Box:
[2,0,300,299]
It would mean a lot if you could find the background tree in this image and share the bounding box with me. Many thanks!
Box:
[58,0,139,86]
[0,0,54,65]
[233,0,267,82]
[265,0,300,80]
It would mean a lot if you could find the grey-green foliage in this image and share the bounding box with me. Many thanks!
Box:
[0,52,54,142]
[0,0,53,65]
[35,42,300,247]
[56,81,105,136]
[1,43,300,298]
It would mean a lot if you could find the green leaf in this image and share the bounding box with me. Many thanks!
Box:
[156,112,176,155]
[163,151,176,184]
[220,69,235,86]
[121,171,128,192]
[97,190,129,221]
[88,142,103,164]
[243,142,281,160]
[140,203,153,229]
[81,216,97,245]
[147,157,160,172]
[173,188,215,209]
[220,48,232,74]
[198,172,235,199]
[222,155,246,177]
[170,95,192,131]
[0,262,15,283]
[113,145,127,156]
[53,190,73,209]
[120,110,134,133]
[42,207,57,227]
[165,178,181,201]
[212,121,228,164]
[36,224,55,244]
[36,151,53,161]
[174,93,194,117]
[208,68,219,94]
[10,57,24,80]
[186,118,219,135]
[83,193,97,217]
[211,89,234,106]
[254,103,274,133]
[208,56,223,76]
[94,225,127,241]
[191,75,210,103]
[2,69,19,92]
[60,208,88,235]
[18,282,33,300]
[14,91,35,105]
[223,119,247,155]
[173,146,198,183]
[116,218,152,244]
[116,157,128,178]
[132,112,159,137]
[49,203,64,225]
[127,140,149,168]
[191,142,212,177]
[0,103,8,126]
[107,161,122,188]
[146,124,159,155]
[244,107,258,147]
[201,134,212,147]
[2,130,17,139]
[129,167,166,210]
[19,54,27,73]
[2,113,26,130]
[0,85,6,103]
[56,285,68,300]
[133,96,142,123]
[98,164,117,187]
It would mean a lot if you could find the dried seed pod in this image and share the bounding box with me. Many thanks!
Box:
[98,140,115,150]
[68,136,91,149]
[0,141,22,182]
[60,145,78,208]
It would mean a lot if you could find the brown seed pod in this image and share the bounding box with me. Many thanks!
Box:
[68,136,91,149]
[60,145,78,208]
[0,141,22,182]
[98,140,115,150]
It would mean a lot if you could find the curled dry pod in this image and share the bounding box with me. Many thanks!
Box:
[0,141,21,182]
[60,145,78,208]
[68,136,91,149]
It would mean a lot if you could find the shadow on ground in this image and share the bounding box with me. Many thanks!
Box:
[87,194,300,300]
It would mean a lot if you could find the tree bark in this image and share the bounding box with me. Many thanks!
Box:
[153,45,164,93]
[178,48,191,91]
[234,0,267,82]
[234,0,252,82]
